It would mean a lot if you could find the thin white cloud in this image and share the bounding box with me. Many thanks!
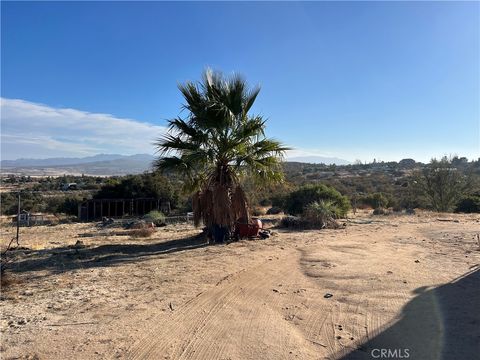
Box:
[285,148,334,159]
[0,98,168,160]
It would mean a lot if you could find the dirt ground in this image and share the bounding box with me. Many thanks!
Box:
[1,211,479,360]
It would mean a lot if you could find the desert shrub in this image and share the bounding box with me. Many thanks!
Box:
[372,208,390,215]
[58,196,83,215]
[95,173,178,209]
[392,205,403,212]
[1,191,44,215]
[285,184,350,217]
[1,191,84,216]
[279,216,306,228]
[143,210,166,226]
[455,195,480,213]
[130,228,155,238]
[360,193,389,209]
[303,201,338,228]
[416,157,468,212]
[270,194,288,210]
[266,206,282,215]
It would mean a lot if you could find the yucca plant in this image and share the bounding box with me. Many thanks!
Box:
[155,69,288,242]
[303,200,339,229]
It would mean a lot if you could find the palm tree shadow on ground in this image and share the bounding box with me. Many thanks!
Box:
[7,233,209,278]
[339,268,480,360]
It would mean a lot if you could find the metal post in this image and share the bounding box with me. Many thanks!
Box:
[16,193,20,245]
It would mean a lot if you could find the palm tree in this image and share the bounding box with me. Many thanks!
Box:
[155,69,288,243]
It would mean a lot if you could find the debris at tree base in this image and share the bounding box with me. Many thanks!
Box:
[235,218,263,238]
[125,220,156,230]
[279,215,342,230]
[102,217,115,226]
[259,229,271,239]
[204,218,273,244]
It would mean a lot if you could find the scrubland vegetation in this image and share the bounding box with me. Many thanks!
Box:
[2,156,479,222]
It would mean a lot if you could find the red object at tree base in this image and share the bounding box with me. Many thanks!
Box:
[236,219,262,237]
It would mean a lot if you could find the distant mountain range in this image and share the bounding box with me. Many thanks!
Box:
[0,153,350,176]
[1,154,156,176]
[0,154,153,167]
[287,156,350,165]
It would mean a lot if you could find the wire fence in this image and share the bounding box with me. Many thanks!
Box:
[1,213,197,251]
[164,213,194,224]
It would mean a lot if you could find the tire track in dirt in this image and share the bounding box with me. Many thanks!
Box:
[300,227,436,359]
[124,233,387,360]
[125,252,321,360]
[125,224,451,360]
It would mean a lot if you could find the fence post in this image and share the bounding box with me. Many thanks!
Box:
[16,193,20,245]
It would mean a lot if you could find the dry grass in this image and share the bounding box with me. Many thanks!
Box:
[129,228,155,238]
[1,271,23,290]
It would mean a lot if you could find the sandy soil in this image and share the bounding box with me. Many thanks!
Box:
[1,212,479,360]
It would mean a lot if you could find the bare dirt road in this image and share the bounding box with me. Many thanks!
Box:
[1,212,479,360]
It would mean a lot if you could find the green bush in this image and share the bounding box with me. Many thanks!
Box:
[417,157,468,212]
[45,196,82,215]
[270,194,287,210]
[359,192,389,209]
[95,173,178,208]
[143,210,166,226]
[455,195,480,213]
[285,184,350,217]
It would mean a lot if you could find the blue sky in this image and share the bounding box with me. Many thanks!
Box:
[1,1,479,162]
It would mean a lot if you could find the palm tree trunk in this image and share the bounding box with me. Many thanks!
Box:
[192,165,250,244]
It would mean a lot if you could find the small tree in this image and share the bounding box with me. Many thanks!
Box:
[418,157,468,212]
